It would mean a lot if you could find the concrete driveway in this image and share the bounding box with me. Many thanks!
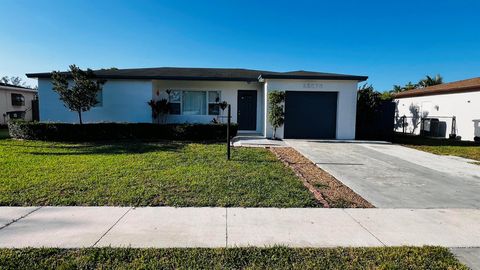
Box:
[285,140,480,208]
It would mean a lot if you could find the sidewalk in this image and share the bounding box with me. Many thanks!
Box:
[1,207,480,248]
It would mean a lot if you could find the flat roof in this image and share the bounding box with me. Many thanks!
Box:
[0,82,37,92]
[394,77,480,98]
[26,67,368,82]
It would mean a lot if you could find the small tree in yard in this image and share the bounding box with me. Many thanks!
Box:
[52,65,105,124]
[268,91,285,139]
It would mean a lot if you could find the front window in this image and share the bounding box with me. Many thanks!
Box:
[182,91,206,115]
[167,90,221,116]
[208,91,221,115]
[168,90,181,115]
[11,93,25,106]
[7,111,25,119]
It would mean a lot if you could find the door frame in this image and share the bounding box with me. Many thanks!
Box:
[237,90,257,131]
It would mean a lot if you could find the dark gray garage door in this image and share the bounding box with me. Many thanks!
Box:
[284,91,337,139]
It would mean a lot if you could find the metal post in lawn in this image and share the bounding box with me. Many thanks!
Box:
[227,104,231,160]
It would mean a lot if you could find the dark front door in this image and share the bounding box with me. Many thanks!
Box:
[284,91,337,139]
[237,90,257,130]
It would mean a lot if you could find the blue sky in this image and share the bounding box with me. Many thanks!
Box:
[1,0,479,91]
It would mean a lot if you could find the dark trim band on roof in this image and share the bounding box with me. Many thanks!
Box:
[26,67,368,82]
[25,74,261,82]
[258,74,368,81]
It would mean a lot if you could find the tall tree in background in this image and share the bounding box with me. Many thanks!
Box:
[356,84,394,140]
[357,84,383,117]
[418,74,443,88]
[391,74,443,93]
[51,65,105,124]
[1,76,36,89]
[392,81,417,92]
[404,81,418,90]
[392,85,403,93]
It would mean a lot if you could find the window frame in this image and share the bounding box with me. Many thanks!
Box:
[207,91,221,116]
[168,90,182,115]
[11,93,25,106]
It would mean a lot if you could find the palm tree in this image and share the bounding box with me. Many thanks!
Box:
[418,74,443,88]
[391,82,417,93]
[392,85,403,93]
[404,81,417,90]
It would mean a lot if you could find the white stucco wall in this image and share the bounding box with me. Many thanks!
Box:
[153,80,264,133]
[263,79,359,139]
[36,77,360,139]
[38,79,151,123]
[0,88,37,124]
[395,90,480,141]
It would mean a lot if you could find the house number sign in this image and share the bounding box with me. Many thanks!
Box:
[303,83,323,89]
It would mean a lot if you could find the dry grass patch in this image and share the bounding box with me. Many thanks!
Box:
[270,147,373,208]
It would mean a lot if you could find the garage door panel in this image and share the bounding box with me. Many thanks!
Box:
[284,91,337,139]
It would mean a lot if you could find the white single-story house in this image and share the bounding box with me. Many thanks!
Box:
[393,77,480,141]
[0,82,38,125]
[26,67,367,139]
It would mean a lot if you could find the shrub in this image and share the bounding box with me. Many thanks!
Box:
[7,121,238,142]
[268,91,285,139]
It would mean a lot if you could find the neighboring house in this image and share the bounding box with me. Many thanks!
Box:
[393,77,480,141]
[0,82,38,125]
[26,67,367,139]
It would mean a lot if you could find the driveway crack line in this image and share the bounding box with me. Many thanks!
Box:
[343,209,386,247]
[92,207,133,247]
[0,206,43,231]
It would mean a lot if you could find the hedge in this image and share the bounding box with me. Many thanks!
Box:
[7,121,238,142]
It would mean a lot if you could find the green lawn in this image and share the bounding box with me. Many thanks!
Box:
[393,134,480,162]
[0,139,318,207]
[0,247,467,269]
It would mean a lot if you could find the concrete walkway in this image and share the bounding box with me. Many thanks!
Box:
[232,135,286,147]
[285,140,480,208]
[1,207,480,248]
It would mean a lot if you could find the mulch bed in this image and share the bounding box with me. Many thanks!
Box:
[270,147,374,208]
